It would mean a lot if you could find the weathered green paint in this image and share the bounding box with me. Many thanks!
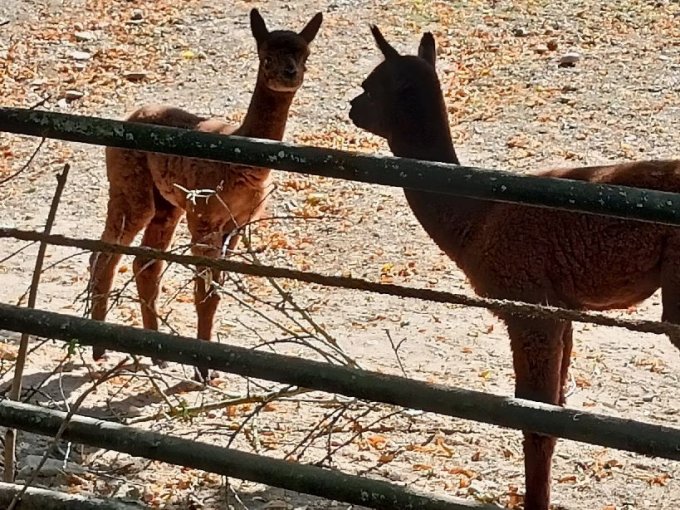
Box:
[0,481,147,510]
[2,107,680,225]
[0,400,492,510]
[0,303,678,460]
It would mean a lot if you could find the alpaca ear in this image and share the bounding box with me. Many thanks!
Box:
[299,12,323,43]
[418,32,436,68]
[370,25,399,60]
[250,8,269,46]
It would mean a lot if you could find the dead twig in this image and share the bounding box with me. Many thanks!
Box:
[226,385,297,450]
[0,138,46,186]
[385,329,407,377]
[0,241,36,266]
[6,357,129,510]
[316,407,405,468]
[29,95,51,110]
[285,399,356,463]
[240,237,346,354]
[126,385,308,425]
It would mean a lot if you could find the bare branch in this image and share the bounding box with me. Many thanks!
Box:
[7,358,129,510]
[0,138,46,186]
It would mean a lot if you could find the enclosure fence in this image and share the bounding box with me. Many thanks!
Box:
[0,106,679,509]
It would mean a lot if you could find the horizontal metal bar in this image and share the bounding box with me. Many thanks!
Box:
[0,303,678,460]
[1,107,680,225]
[1,227,679,338]
[0,400,491,510]
[0,481,147,509]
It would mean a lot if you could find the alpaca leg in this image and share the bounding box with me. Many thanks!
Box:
[189,227,243,382]
[559,322,573,406]
[133,192,183,368]
[184,211,222,381]
[89,191,153,360]
[192,260,221,382]
[507,318,567,510]
[661,235,680,351]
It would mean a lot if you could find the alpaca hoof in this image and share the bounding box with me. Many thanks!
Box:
[92,346,107,361]
[152,358,169,369]
[193,366,216,384]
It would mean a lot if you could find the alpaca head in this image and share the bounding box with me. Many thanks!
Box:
[250,8,323,93]
[349,26,443,144]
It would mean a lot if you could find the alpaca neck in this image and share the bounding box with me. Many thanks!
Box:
[235,73,296,141]
[389,117,489,262]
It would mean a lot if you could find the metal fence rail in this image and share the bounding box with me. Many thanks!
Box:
[0,400,493,510]
[2,227,679,338]
[0,302,678,460]
[2,107,680,225]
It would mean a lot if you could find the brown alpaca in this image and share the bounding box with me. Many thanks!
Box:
[349,27,680,510]
[89,8,323,381]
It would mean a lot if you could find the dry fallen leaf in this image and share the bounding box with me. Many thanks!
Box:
[366,435,387,450]
[0,343,18,361]
[447,466,476,478]
[378,453,396,464]
[507,485,523,509]
[479,369,492,380]
[648,473,671,486]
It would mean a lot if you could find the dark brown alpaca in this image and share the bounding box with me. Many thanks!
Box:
[89,8,323,381]
[349,27,680,510]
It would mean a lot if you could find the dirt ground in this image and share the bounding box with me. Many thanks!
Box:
[0,0,679,509]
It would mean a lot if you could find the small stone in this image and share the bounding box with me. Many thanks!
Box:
[512,27,527,37]
[70,50,91,61]
[558,51,581,67]
[123,70,148,81]
[18,455,85,478]
[547,39,559,51]
[64,90,84,100]
[74,30,96,41]
[534,44,549,54]
[131,9,143,20]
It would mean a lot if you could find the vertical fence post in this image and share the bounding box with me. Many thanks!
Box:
[3,165,70,482]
